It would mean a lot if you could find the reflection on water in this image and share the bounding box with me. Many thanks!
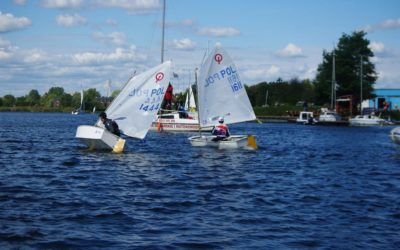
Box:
[0,112,399,249]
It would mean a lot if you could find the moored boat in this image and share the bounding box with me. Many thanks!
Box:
[390,127,400,144]
[349,114,391,126]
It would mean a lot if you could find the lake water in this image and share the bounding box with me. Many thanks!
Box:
[0,112,399,249]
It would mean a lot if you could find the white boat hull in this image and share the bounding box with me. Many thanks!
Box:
[75,125,125,152]
[150,112,212,132]
[349,115,389,126]
[188,135,257,149]
[390,127,400,144]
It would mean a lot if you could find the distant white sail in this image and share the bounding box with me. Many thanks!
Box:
[106,61,172,139]
[197,44,256,127]
[80,89,84,110]
[184,86,196,111]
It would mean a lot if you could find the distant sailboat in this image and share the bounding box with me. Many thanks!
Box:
[188,43,258,149]
[184,85,196,113]
[75,61,172,153]
[72,89,84,115]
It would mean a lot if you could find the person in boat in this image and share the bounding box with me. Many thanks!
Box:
[164,83,173,110]
[99,112,121,136]
[177,101,188,118]
[211,117,230,141]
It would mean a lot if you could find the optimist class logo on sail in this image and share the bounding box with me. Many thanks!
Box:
[155,72,164,83]
[214,54,223,64]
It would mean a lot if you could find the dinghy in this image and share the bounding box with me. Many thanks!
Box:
[188,43,258,150]
[75,61,172,153]
[390,127,400,145]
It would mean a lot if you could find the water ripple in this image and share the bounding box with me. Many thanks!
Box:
[0,113,399,249]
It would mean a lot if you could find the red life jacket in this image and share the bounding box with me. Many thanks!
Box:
[215,124,229,136]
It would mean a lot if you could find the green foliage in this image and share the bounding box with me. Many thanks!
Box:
[3,94,16,106]
[16,96,28,106]
[111,90,121,98]
[41,86,66,107]
[26,89,41,106]
[314,31,377,109]
[60,93,72,107]
[83,88,101,111]
[246,78,315,107]
[71,91,82,109]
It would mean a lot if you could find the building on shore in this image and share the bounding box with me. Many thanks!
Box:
[364,88,400,112]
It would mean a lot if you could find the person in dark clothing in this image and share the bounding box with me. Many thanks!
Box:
[99,112,121,136]
[177,102,188,118]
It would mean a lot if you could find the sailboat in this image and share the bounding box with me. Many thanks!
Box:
[75,61,172,153]
[349,56,390,126]
[71,89,84,115]
[390,127,400,144]
[185,85,196,113]
[188,43,258,149]
[318,50,341,122]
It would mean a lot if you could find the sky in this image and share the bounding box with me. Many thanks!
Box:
[0,0,399,96]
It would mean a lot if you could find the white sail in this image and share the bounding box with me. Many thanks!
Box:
[184,86,196,111]
[106,61,172,139]
[80,89,84,110]
[197,44,256,127]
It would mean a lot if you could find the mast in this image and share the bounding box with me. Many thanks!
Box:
[195,67,202,136]
[360,55,363,114]
[160,0,166,63]
[331,50,336,110]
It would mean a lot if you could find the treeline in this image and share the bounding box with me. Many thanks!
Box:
[0,87,113,111]
[245,78,315,107]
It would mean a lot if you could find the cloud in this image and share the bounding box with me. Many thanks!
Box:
[243,65,280,81]
[369,41,385,54]
[56,14,87,27]
[106,18,117,26]
[72,46,146,65]
[277,43,304,57]
[197,27,240,37]
[13,0,27,5]
[93,31,127,46]
[0,38,46,63]
[169,38,196,50]
[42,0,84,8]
[93,0,161,14]
[364,18,400,32]
[0,12,31,33]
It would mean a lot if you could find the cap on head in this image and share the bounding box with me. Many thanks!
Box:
[99,112,107,119]
[218,117,224,123]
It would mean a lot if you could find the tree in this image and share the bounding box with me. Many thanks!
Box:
[41,87,65,107]
[60,93,72,107]
[26,89,41,106]
[83,88,101,111]
[3,94,16,106]
[16,96,28,106]
[314,31,377,111]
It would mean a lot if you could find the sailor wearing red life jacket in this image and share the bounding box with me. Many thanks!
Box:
[211,117,230,141]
